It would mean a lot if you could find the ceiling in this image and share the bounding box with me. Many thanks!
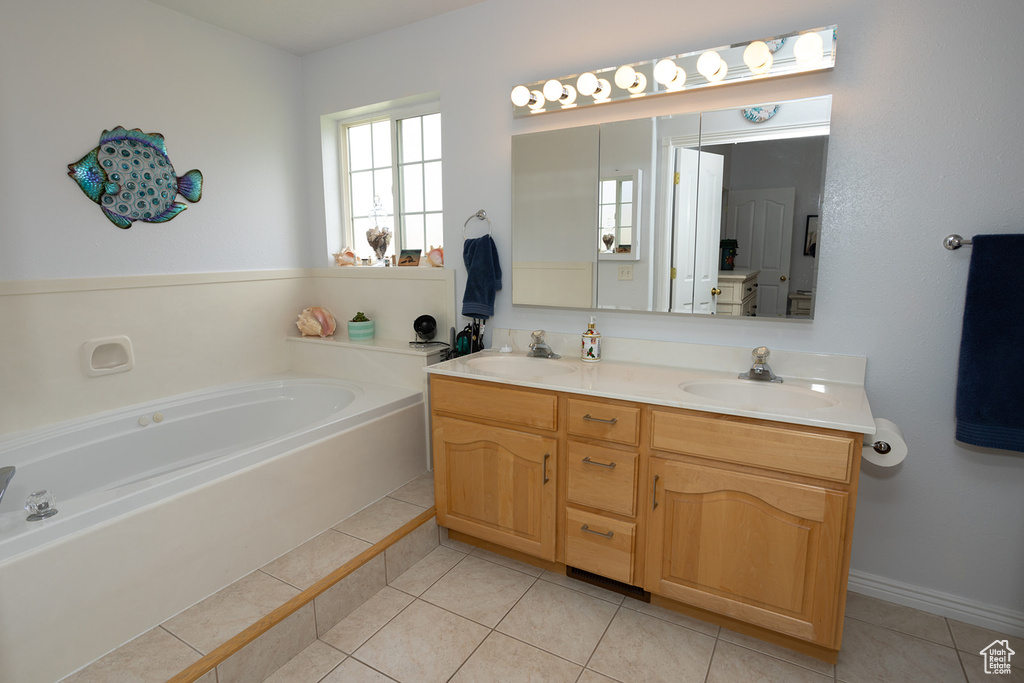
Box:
[147,0,487,56]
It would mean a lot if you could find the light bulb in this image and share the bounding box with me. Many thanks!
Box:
[559,84,577,106]
[614,65,638,90]
[527,90,545,110]
[794,32,824,68]
[696,50,727,82]
[543,79,566,102]
[653,59,685,89]
[576,72,599,97]
[510,85,534,108]
[743,41,773,75]
[592,78,611,101]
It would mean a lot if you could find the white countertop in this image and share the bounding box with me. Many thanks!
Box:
[425,350,875,435]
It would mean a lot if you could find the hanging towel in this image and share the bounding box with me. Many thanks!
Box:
[462,234,502,319]
[955,233,1024,453]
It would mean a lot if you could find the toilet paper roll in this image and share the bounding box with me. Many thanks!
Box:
[863,418,907,467]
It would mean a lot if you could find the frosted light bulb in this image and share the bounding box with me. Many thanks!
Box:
[592,78,611,100]
[558,84,578,106]
[543,79,566,102]
[614,65,638,90]
[794,32,824,67]
[527,90,545,110]
[653,59,685,89]
[697,50,727,82]
[577,72,599,97]
[743,41,773,74]
[510,85,533,107]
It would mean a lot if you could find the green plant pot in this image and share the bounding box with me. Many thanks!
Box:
[347,320,374,341]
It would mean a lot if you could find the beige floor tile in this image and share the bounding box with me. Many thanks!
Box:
[60,627,211,683]
[334,497,428,543]
[320,587,414,654]
[845,592,954,646]
[577,670,622,683]
[718,628,834,677]
[469,546,546,577]
[539,569,626,605]
[961,651,1024,682]
[353,599,489,683]
[384,518,439,582]
[388,545,466,596]
[162,570,300,654]
[388,471,435,508]
[707,640,832,683]
[587,607,716,683]
[262,640,346,683]
[836,617,966,683]
[622,597,720,637]
[948,618,1022,656]
[217,603,317,683]
[450,631,582,682]
[314,554,387,637]
[496,580,619,665]
[421,554,537,627]
[439,526,477,553]
[322,657,398,682]
[261,529,372,590]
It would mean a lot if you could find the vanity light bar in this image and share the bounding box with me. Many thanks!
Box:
[510,26,836,117]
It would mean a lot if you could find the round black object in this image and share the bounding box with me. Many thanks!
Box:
[413,314,437,341]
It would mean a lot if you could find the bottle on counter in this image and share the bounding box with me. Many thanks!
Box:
[581,316,601,362]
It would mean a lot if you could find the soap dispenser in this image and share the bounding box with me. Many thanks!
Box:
[581,316,601,362]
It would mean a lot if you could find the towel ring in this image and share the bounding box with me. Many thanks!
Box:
[463,209,492,238]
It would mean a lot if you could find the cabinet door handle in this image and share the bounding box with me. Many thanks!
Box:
[582,456,616,469]
[652,474,660,509]
[543,453,550,484]
[582,414,618,425]
[581,524,614,539]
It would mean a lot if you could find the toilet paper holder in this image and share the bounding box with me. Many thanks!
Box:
[866,440,892,454]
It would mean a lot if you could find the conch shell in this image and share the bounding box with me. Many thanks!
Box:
[332,247,358,266]
[296,307,337,337]
[425,245,444,267]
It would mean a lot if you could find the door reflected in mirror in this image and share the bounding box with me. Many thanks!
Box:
[510,95,831,319]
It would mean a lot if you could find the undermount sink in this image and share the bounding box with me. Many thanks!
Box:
[680,380,839,410]
[464,355,578,378]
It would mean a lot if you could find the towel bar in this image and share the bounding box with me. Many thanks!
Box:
[943,234,972,250]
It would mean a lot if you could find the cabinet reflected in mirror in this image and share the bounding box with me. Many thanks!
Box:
[511,95,831,319]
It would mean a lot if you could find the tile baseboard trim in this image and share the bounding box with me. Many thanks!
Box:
[166,507,436,683]
[848,569,1024,638]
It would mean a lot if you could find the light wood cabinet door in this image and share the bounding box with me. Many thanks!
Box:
[644,457,847,646]
[433,416,558,561]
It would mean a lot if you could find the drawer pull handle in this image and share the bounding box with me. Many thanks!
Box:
[652,474,660,510]
[543,453,550,484]
[581,524,614,539]
[583,414,618,425]
[582,456,616,469]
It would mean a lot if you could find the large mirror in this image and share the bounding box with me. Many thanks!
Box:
[511,95,831,318]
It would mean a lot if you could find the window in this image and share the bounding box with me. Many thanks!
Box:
[597,169,641,261]
[342,111,442,262]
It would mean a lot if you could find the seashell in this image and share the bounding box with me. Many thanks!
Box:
[425,245,444,267]
[296,306,337,337]
[333,247,358,266]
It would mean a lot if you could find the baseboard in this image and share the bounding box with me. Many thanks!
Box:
[848,569,1024,638]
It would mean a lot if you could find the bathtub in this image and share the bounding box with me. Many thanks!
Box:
[0,374,428,683]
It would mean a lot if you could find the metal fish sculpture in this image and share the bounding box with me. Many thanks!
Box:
[68,126,203,229]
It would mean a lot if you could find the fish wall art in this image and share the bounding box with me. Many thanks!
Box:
[68,126,203,229]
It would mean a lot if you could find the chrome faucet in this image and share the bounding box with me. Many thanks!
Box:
[739,346,783,383]
[0,466,14,507]
[527,330,560,358]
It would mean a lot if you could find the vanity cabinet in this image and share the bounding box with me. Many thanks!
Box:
[431,377,559,560]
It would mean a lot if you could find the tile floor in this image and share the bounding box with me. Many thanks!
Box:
[63,471,1022,683]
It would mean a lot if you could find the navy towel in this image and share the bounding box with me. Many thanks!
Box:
[955,234,1024,452]
[462,234,502,319]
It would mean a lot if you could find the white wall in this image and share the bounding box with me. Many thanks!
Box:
[303,0,1024,621]
[0,0,308,280]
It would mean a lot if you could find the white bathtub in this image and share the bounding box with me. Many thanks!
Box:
[0,374,428,683]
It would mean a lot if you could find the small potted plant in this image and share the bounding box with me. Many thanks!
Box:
[347,311,374,341]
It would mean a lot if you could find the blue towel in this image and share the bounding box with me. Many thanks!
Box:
[462,234,502,319]
[955,234,1024,452]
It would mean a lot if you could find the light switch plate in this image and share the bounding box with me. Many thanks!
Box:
[617,264,633,281]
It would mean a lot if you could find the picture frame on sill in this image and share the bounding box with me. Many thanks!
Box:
[398,249,421,266]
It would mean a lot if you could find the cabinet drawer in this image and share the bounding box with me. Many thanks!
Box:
[651,410,854,482]
[565,508,635,584]
[567,398,640,445]
[431,376,556,430]
[566,441,637,516]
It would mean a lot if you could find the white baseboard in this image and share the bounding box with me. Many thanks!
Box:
[848,569,1024,638]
